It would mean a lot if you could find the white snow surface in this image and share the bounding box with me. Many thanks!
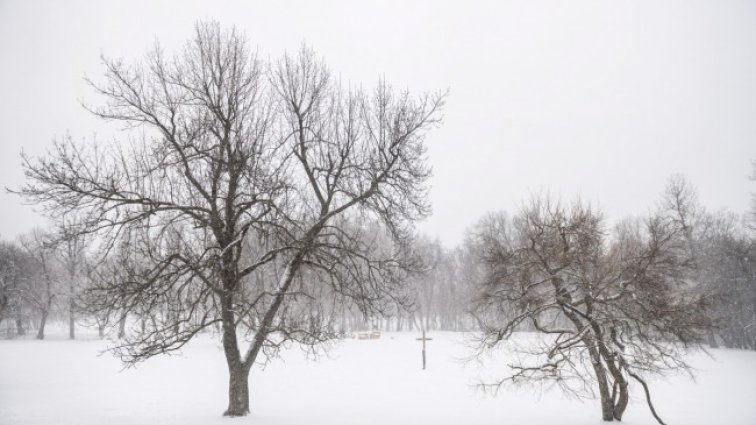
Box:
[1,330,755,425]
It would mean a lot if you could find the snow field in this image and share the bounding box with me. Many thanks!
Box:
[1,331,755,425]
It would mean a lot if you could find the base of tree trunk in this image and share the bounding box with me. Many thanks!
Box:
[69,311,75,339]
[222,408,250,417]
[224,367,250,418]
[36,321,46,339]
[15,319,25,336]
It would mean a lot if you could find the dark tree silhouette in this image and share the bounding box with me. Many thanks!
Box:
[470,196,714,423]
[16,22,444,416]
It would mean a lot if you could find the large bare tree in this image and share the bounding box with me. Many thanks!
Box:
[470,196,713,423]
[17,22,444,416]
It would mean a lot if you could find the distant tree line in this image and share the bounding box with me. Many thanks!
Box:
[368,174,756,356]
[3,172,755,354]
[0,228,91,339]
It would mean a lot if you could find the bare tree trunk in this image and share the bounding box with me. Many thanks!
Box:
[592,326,628,420]
[36,310,48,340]
[15,317,26,336]
[226,363,250,417]
[69,299,75,339]
[564,307,614,421]
[98,323,105,338]
[118,314,127,338]
[0,299,6,328]
[707,330,719,349]
[220,290,249,417]
[590,352,614,421]
[608,363,628,419]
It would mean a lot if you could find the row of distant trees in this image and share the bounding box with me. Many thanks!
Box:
[384,174,756,356]
[4,172,753,350]
[0,228,86,339]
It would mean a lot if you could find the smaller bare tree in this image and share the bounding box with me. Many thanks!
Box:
[19,230,61,340]
[470,196,713,423]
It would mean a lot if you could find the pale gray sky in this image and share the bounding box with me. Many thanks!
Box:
[1,0,755,246]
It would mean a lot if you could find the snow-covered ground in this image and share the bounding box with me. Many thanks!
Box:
[1,329,755,425]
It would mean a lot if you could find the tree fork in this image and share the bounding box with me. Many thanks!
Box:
[221,256,303,417]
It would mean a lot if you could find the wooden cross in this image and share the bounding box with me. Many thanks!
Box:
[415,328,433,370]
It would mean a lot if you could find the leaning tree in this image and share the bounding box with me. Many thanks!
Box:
[470,197,713,423]
[17,22,444,416]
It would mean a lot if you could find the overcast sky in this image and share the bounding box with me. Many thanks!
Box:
[1,0,754,246]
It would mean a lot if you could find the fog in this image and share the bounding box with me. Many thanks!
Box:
[1,0,754,245]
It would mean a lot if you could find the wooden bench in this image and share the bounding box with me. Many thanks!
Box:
[357,330,381,340]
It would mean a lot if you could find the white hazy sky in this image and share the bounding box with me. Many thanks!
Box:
[1,0,755,246]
